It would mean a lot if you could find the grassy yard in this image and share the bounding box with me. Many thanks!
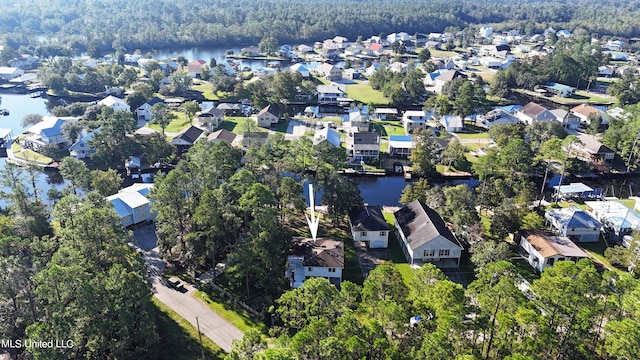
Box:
[274,119,290,133]
[345,83,389,105]
[152,298,225,360]
[455,132,490,140]
[192,83,220,100]
[194,290,267,333]
[11,142,53,165]
[382,212,415,286]
[148,111,193,133]
[371,120,406,137]
[217,117,268,135]
[580,238,626,275]
[510,258,541,283]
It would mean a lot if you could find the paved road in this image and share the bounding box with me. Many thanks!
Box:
[133,225,244,353]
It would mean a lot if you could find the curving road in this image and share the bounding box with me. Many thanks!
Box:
[133,225,244,352]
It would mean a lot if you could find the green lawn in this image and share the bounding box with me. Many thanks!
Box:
[345,83,389,105]
[194,290,266,333]
[11,142,53,164]
[580,238,626,275]
[192,83,221,100]
[456,132,489,140]
[152,298,225,360]
[382,212,415,286]
[148,111,193,133]
[217,117,268,135]
[274,119,290,133]
[510,258,541,283]
[371,120,406,137]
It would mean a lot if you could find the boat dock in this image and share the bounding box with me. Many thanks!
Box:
[402,166,413,180]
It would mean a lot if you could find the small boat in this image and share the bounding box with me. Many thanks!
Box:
[0,109,8,116]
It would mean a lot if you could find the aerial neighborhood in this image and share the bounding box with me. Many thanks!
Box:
[3,1,640,358]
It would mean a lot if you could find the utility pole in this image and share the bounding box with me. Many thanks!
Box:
[196,316,204,359]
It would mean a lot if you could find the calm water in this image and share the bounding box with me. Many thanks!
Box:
[153,47,270,71]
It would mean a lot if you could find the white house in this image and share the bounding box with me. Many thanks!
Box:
[255,104,280,128]
[585,200,640,238]
[314,63,342,81]
[285,237,344,288]
[388,135,414,158]
[106,183,155,227]
[99,95,131,113]
[69,128,100,160]
[24,116,75,147]
[0,67,24,80]
[170,125,205,147]
[290,63,310,78]
[519,230,589,272]
[605,40,624,51]
[187,60,208,78]
[402,110,428,134]
[480,109,519,129]
[479,25,493,38]
[434,70,467,93]
[314,127,341,147]
[440,115,463,133]
[545,207,602,242]
[372,108,398,120]
[317,84,345,105]
[135,97,164,122]
[516,102,556,125]
[348,205,390,248]
[343,110,368,132]
[549,109,580,130]
[197,107,225,130]
[394,200,464,267]
[571,104,607,126]
[345,131,380,161]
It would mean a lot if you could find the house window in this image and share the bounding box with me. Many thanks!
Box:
[547,258,555,266]
[308,267,312,272]
[380,231,386,237]
[439,249,450,257]
[423,249,435,257]
[328,268,336,273]
[361,231,367,237]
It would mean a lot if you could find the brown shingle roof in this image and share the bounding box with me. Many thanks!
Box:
[394,200,462,250]
[207,129,236,144]
[571,104,604,118]
[520,102,548,118]
[519,230,588,258]
[257,104,280,119]
[289,237,345,268]
[174,125,204,144]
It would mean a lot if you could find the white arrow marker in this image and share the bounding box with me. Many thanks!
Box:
[305,183,320,241]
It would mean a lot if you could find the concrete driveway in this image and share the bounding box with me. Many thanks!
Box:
[133,225,244,352]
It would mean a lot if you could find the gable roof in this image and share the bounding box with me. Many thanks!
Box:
[545,207,601,229]
[348,205,389,232]
[26,116,73,137]
[520,230,588,258]
[289,237,344,268]
[172,125,204,145]
[571,104,604,118]
[435,70,466,82]
[577,133,615,155]
[257,104,281,119]
[519,102,548,118]
[394,200,461,250]
[99,95,129,109]
[314,127,341,147]
[200,107,225,117]
[187,59,207,72]
[353,131,379,145]
[207,129,236,144]
[441,115,463,129]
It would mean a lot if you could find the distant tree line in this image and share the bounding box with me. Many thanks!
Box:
[2,0,640,56]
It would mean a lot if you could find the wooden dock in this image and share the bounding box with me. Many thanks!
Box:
[402,166,413,180]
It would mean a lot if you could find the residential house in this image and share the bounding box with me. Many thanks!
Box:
[556,29,572,38]
[314,63,342,81]
[365,63,381,77]
[348,205,390,248]
[319,48,340,60]
[549,109,580,130]
[197,107,225,130]
[313,127,341,147]
[0,67,24,80]
[69,128,99,160]
[367,43,384,56]
[124,54,143,64]
[605,40,624,51]
[240,46,261,57]
[344,69,361,80]
[394,200,464,267]
[576,133,615,163]
[389,61,410,74]
[9,54,38,69]
[135,97,164,122]
[424,69,450,86]
[585,200,640,238]
[516,102,556,125]
[434,70,467,93]
[207,129,237,145]
[317,84,345,105]
[346,132,380,161]
[387,32,411,43]
[372,108,398,120]
[217,102,243,115]
[106,183,155,227]
[170,125,205,147]
[402,110,429,134]
[388,135,414,157]
[253,66,277,78]
[290,63,310,78]
[242,132,269,149]
[296,44,314,54]
[440,115,464,133]
[255,104,281,128]
[604,51,628,61]
[571,104,607,127]
[344,44,363,56]
[24,116,74,147]
[285,237,344,288]
[598,65,614,77]
[98,95,131,113]
[187,60,208,78]
[545,82,575,98]
[479,57,504,69]
[519,230,589,272]
[545,207,602,242]
[343,111,368,132]
[479,25,494,38]
[411,33,428,47]
[480,109,518,129]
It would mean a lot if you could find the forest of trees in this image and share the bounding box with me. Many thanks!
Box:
[2,0,640,56]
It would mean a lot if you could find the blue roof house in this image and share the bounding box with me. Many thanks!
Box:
[545,207,602,242]
[389,135,414,157]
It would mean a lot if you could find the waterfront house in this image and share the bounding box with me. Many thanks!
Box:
[135,97,164,122]
[241,46,261,57]
[197,107,225,130]
[389,61,410,74]
[24,116,74,148]
[516,102,555,125]
[571,104,607,127]
[170,125,204,148]
[285,237,344,288]
[106,183,155,227]
[519,230,589,272]
[187,60,208,78]
[317,84,345,105]
[0,67,24,80]
[549,109,580,130]
[545,207,601,242]
[372,108,398,120]
[402,110,428,134]
[344,111,368,133]
[388,135,414,158]
[545,82,575,98]
[348,205,390,248]
[99,95,131,113]
[575,133,615,163]
[207,129,237,145]
[394,200,463,267]
[289,63,310,78]
[313,127,341,147]
[345,131,380,161]
[255,104,280,128]
[69,128,100,160]
[314,63,342,81]
[480,108,518,129]
[585,200,640,238]
[479,25,493,38]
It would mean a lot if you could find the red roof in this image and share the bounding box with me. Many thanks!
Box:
[369,43,383,51]
[187,60,207,72]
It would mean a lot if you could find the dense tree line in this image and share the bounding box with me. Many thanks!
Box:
[3,0,640,56]
[229,260,640,360]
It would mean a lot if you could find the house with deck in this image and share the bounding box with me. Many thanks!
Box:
[576,133,615,163]
[393,200,464,267]
[348,205,390,248]
[69,128,100,160]
[24,116,74,148]
[314,63,342,81]
[388,135,414,158]
[585,200,640,238]
[545,207,602,242]
[317,84,345,105]
[519,230,589,272]
[285,237,344,288]
[346,131,380,161]
[372,108,398,120]
[136,97,164,123]
[197,107,225,130]
[402,110,429,134]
